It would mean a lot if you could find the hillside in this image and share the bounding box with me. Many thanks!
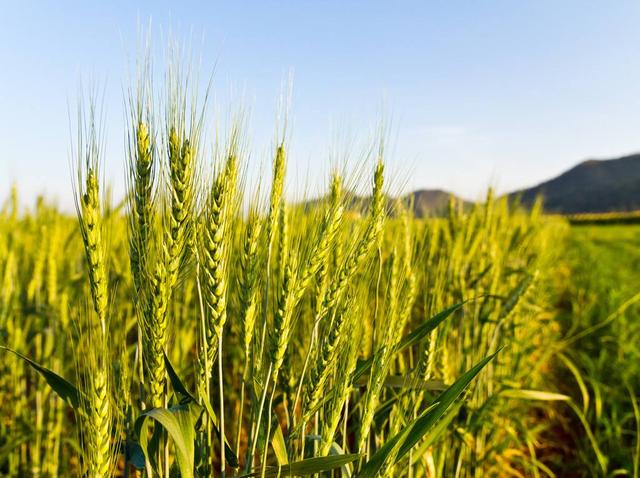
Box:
[511,153,640,213]
[405,189,471,217]
[302,189,468,218]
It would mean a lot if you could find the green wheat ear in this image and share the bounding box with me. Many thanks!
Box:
[303,297,351,420]
[72,98,117,478]
[129,120,154,296]
[270,258,298,380]
[239,208,262,373]
[146,260,170,407]
[201,167,230,371]
[85,367,111,478]
[80,169,108,333]
[296,173,344,301]
[319,317,361,456]
[267,144,286,252]
[165,129,195,288]
[318,161,386,321]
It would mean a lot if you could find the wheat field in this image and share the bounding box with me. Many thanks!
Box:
[0,56,638,478]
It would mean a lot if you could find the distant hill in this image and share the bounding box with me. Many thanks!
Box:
[304,153,640,217]
[404,189,471,217]
[301,189,468,218]
[510,153,640,214]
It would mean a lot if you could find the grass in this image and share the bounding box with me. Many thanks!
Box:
[548,224,640,476]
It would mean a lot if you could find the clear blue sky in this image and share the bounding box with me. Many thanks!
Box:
[2,1,640,208]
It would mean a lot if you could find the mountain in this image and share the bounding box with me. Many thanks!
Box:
[510,153,640,214]
[305,153,640,217]
[405,189,471,217]
[301,189,468,218]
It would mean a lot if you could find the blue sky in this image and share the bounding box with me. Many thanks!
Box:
[2,1,640,207]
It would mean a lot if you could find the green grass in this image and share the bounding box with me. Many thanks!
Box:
[551,224,640,476]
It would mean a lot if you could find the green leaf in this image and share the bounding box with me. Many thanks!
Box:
[353,302,466,383]
[409,400,463,459]
[356,350,499,478]
[500,389,570,401]
[164,352,197,404]
[163,354,238,468]
[0,346,81,409]
[558,352,590,413]
[567,400,608,473]
[291,302,466,439]
[134,402,202,478]
[240,454,361,477]
[195,380,239,468]
[395,302,466,352]
[271,421,289,466]
[398,350,500,459]
[377,375,446,391]
[327,442,354,477]
[125,440,146,470]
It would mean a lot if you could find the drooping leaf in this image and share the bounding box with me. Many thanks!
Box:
[397,350,500,459]
[558,352,590,413]
[165,352,198,404]
[0,346,82,409]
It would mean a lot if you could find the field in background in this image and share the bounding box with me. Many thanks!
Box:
[550,224,640,475]
[566,211,640,225]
